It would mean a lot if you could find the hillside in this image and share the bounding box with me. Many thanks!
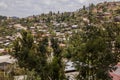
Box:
[0,1,120,48]
[0,1,120,80]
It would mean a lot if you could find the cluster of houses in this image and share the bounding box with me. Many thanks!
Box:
[91,1,120,23]
[0,15,80,56]
[53,22,79,42]
[1,1,120,48]
[0,36,14,48]
[0,1,120,80]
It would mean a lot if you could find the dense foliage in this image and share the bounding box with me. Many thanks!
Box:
[13,30,65,80]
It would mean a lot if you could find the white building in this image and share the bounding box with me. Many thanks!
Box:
[0,55,16,72]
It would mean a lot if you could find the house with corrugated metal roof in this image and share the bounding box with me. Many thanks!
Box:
[110,63,120,80]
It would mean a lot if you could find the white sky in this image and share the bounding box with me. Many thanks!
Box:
[0,0,119,17]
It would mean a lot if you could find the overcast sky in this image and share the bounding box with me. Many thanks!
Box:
[0,0,119,17]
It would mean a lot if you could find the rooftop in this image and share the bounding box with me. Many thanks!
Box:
[0,55,16,64]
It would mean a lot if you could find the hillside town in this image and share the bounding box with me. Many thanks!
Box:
[0,1,120,80]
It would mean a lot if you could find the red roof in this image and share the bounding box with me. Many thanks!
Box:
[110,64,120,80]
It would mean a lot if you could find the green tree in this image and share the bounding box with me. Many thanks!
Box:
[68,25,118,80]
[13,30,65,80]
[13,30,47,79]
[48,38,65,80]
